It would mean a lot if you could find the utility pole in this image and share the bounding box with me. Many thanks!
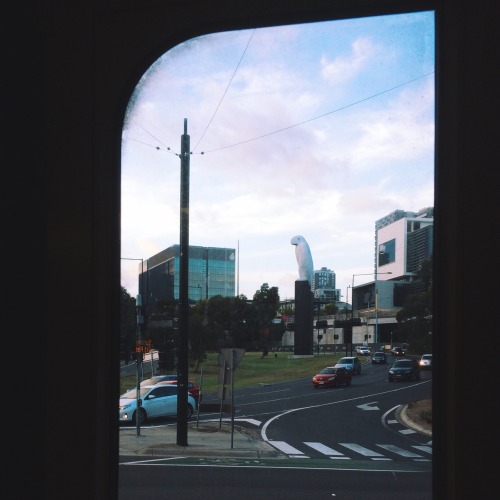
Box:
[135,293,143,436]
[177,119,190,446]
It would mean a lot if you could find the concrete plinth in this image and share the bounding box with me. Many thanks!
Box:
[294,280,313,355]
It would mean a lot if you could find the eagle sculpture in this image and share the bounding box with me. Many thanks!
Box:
[290,235,313,284]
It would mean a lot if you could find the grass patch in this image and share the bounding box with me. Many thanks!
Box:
[420,409,432,424]
[120,351,344,395]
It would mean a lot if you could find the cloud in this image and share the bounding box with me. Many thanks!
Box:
[320,37,380,84]
[121,14,435,301]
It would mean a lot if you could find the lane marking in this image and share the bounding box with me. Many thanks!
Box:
[376,444,424,458]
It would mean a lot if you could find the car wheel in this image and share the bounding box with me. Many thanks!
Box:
[133,408,147,425]
[186,404,194,419]
[346,378,351,386]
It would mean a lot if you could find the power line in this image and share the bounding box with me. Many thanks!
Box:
[125,71,434,157]
[199,72,434,154]
[192,29,256,153]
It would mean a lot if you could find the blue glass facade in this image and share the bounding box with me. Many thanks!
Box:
[139,245,235,311]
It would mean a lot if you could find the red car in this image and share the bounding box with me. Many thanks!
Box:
[312,366,352,388]
[159,380,202,402]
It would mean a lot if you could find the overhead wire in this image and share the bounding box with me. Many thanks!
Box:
[198,72,434,154]
[192,29,256,153]
[126,69,434,158]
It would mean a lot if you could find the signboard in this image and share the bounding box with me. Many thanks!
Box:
[135,339,152,353]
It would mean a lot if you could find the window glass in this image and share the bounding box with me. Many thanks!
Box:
[120,11,434,482]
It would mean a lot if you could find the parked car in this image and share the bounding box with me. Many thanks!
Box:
[419,353,433,370]
[119,384,196,424]
[355,346,371,356]
[388,359,420,382]
[391,346,405,356]
[139,374,178,387]
[312,366,352,388]
[158,380,202,403]
[335,356,362,375]
[371,351,387,364]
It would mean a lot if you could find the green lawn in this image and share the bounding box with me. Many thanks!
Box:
[120,350,346,395]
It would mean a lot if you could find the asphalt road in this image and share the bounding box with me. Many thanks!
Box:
[119,358,432,498]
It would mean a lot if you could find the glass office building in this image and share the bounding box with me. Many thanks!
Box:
[139,245,236,312]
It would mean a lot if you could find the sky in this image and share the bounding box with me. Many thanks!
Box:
[121,11,435,303]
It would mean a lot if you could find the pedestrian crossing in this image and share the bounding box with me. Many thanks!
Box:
[268,439,432,461]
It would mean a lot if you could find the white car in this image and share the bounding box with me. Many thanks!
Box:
[356,346,371,356]
[119,384,197,424]
[419,353,433,370]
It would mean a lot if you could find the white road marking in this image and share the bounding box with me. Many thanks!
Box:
[269,440,309,457]
[412,445,433,454]
[376,444,424,458]
[338,443,386,458]
[357,402,380,410]
[304,442,346,457]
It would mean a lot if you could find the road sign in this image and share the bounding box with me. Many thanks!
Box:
[136,339,152,353]
[218,348,245,369]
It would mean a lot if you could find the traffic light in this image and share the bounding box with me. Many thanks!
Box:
[364,334,368,340]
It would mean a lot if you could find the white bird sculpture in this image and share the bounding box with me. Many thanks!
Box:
[291,235,314,284]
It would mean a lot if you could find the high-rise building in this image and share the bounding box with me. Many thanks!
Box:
[312,267,340,301]
[375,207,433,283]
[138,245,236,312]
[353,208,434,314]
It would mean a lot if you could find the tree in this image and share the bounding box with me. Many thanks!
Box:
[323,302,338,315]
[396,291,432,352]
[120,286,137,362]
[252,283,281,348]
[395,257,433,352]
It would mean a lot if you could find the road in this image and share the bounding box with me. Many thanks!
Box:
[119,357,432,497]
[119,463,431,499]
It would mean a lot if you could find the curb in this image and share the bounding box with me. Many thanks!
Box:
[397,405,432,437]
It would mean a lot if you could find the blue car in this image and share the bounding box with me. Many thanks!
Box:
[388,359,420,382]
[335,356,362,375]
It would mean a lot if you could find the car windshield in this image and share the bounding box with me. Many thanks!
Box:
[394,361,411,367]
[121,387,151,399]
[422,355,432,360]
[319,368,336,374]
[338,358,353,364]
